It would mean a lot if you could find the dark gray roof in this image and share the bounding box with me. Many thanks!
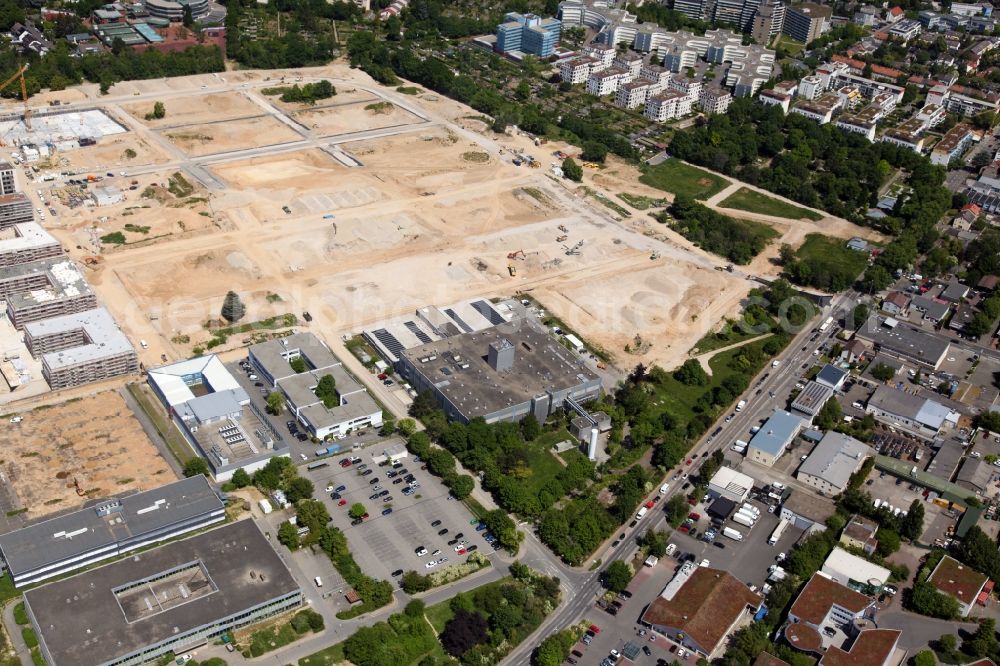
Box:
[0,476,222,577]
[25,520,300,666]
[816,364,848,389]
[859,315,950,367]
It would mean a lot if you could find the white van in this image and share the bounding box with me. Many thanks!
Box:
[314,577,323,587]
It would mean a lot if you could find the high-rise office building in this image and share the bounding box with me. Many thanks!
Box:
[495,12,562,57]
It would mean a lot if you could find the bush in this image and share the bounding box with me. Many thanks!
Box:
[21,627,37,649]
[13,601,28,625]
[401,570,432,594]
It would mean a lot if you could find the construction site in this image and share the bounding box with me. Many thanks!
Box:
[1,390,175,520]
[0,63,880,385]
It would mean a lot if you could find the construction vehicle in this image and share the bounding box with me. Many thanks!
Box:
[563,240,584,256]
[650,251,660,260]
[508,264,516,277]
[529,160,541,168]
[556,235,567,242]
[0,64,31,134]
[558,224,568,233]
[507,250,526,260]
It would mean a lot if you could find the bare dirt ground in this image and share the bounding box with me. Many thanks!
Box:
[162,115,302,157]
[54,132,172,171]
[2,391,175,519]
[121,92,264,127]
[292,100,423,137]
[38,64,861,378]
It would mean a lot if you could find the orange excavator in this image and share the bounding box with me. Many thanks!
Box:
[0,65,30,137]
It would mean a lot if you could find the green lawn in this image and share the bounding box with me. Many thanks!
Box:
[639,159,730,200]
[299,642,345,666]
[617,192,668,210]
[774,34,805,55]
[795,233,869,279]
[425,598,455,634]
[719,187,823,221]
[520,429,573,498]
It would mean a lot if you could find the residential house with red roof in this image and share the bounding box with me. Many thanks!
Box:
[928,555,991,616]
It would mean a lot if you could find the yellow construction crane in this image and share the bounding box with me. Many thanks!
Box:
[0,65,30,132]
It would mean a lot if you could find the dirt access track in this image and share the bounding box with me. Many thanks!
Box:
[46,64,877,376]
[2,390,175,520]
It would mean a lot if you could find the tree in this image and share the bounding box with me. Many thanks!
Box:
[965,312,994,339]
[601,560,633,593]
[520,413,541,441]
[962,617,998,658]
[562,157,582,182]
[314,374,338,407]
[439,609,489,657]
[285,477,315,504]
[380,417,396,436]
[397,418,417,436]
[145,101,166,120]
[814,397,842,430]
[295,498,330,533]
[639,529,668,557]
[673,358,709,385]
[182,3,194,27]
[862,266,892,293]
[900,499,925,540]
[401,571,432,593]
[876,529,900,556]
[277,521,300,549]
[778,243,795,265]
[909,581,960,619]
[448,474,474,499]
[853,303,869,330]
[870,363,896,382]
[349,503,367,520]
[231,468,251,488]
[580,141,609,163]
[913,650,936,666]
[536,630,577,666]
[266,391,284,415]
[220,291,245,323]
[183,457,209,478]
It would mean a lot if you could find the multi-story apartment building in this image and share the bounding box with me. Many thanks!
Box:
[783,3,832,43]
[700,86,733,114]
[615,80,652,109]
[0,193,34,230]
[0,222,61,267]
[4,259,96,329]
[560,56,599,84]
[645,89,692,121]
[931,122,979,165]
[639,63,671,92]
[751,0,786,44]
[23,307,137,389]
[791,92,842,124]
[587,67,631,96]
[613,51,643,79]
[0,161,15,195]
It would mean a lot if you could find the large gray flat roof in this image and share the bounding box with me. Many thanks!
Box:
[282,366,380,429]
[860,315,951,367]
[25,307,135,369]
[0,476,222,577]
[25,520,300,666]
[250,333,338,384]
[400,320,599,419]
[749,410,804,456]
[798,431,872,489]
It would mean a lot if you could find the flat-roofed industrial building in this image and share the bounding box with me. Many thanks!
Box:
[0,475,225,587]
[397,318,601,424]
[24,519,301,666]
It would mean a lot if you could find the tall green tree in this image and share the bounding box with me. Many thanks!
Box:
[220,290,245,323]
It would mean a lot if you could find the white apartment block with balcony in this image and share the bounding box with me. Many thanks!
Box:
[645,89,693,122]
[616,80,652,109]
[587,67,631,96]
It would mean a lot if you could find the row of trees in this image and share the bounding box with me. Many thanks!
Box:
[664,196,777,265]
[262,79,337,104]
[668,99,952,235]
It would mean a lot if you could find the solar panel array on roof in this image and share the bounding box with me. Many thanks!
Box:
[371,328,404,357]
[472,300,504,325]
[445,308,473,333]
[404,320,432,344]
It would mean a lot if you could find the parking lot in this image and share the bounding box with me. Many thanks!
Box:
[304,454,493,582]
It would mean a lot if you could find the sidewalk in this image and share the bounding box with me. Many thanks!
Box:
[1,598,32,666]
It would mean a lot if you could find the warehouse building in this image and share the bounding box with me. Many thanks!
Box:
[796,431,873,496]
[4,259,96,329]
[781,491,835,533]
[0,475,224,587]
[24,307,137,389]
[0,193,34,230]
[865,385,957,438]
[790,380,835,421]
[856,315,951,369]
[747,410,804,467]
[397,319,601,424]
[641,563,762,659]
[24,520,301,666]
[249,333,382,439]
[149,355,285,482]
[0,222,61,267]
[707,466,755,503]
[821,547,891,593]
